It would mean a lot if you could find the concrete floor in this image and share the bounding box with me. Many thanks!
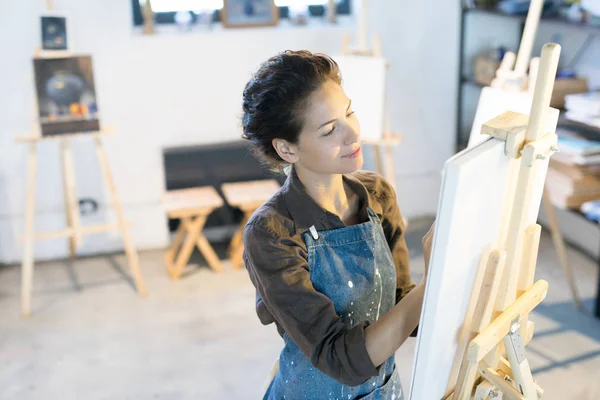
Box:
[1,224,599,400]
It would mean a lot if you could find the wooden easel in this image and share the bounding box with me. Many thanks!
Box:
[475,0,581,310]
[340,0,403,190]
[17,3,146,316]
[447,43,561,400]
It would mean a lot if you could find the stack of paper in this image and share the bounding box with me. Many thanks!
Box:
[546,129,600,208]
[564,91,600,129]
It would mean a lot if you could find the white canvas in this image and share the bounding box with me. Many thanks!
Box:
[468,87,533,148]
[333,55,386,142]
[408,135,551,399]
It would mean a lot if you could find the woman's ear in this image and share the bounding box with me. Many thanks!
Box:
[273,138,299,164]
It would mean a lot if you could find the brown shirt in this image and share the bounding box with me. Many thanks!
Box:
[242,168,415,386]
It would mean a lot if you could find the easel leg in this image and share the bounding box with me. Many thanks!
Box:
[60,139,81,257]
[94,136,147,296]
[542,188,581,309]
[454,249,506,399]
[383,144,396,190]
[373,144,384,176]
[518,224,542,338]
[21,143,37,316]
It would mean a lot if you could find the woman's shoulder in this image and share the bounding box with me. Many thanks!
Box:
[244,189,294,239]
[350,170,397,200]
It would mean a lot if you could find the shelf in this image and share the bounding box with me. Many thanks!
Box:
[558,116,600,138]
[464,6,600,34]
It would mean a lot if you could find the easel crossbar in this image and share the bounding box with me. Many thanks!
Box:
[21,222,130,241]
[468,280,548,363]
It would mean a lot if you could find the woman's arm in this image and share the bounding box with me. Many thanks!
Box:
[244,221,381,386]
[365,220,435,367]
[364,283,425,366]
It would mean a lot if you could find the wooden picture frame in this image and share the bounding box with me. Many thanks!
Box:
[40,12,72,51]
[33,55,101,136]
[221,0,279,28]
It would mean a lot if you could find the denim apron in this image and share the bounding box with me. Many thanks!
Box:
[263,208,404,400]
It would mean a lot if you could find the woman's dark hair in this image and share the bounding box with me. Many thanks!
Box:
[241,50,342,171]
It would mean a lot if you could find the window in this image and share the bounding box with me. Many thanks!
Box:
[131,0,351,26]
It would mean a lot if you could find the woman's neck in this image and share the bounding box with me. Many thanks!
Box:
[294,165,357,224]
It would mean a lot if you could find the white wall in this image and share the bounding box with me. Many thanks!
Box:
[0,0,460,264]
[366,0,461,218]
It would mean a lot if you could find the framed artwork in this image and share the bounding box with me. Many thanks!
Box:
[221,0,278,28]
[33,55,100,136]
[41,13,70,51]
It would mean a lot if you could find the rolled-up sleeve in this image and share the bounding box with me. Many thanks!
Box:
[243,222,379,387]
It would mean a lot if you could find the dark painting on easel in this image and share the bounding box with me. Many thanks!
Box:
[33,55,100,136]
[41,15,68,50]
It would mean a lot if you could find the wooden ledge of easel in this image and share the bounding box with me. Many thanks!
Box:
[19,222,131,242]
[15,126,115,144]
[34,48,76,59]
[361,133,403,146]
[468,279,548,363]
[481,108,559,158]
[481,107,559,158]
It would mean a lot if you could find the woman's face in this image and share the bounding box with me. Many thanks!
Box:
[290,79,363,175]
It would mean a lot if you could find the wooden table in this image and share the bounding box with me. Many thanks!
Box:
[221,180,281,269]
[162,186,224,279]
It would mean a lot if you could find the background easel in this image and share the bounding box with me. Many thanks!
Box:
[468,0,581,310]
[17,1,147,316]
[449,43,562,400]
[340,0,403,190]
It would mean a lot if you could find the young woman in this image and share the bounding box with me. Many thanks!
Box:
[241,50,434,400]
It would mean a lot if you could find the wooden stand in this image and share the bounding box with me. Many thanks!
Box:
[481,0,581,310]
[142,0,155,35]
[447,43,561,400]
[341,9,402,190]
[17,130,147,316]
[17,12,147,315]
[221,180,281,269]
[162,186,224,278]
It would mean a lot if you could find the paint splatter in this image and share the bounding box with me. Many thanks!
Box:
[348,281,354,288]
[375,269,383,320]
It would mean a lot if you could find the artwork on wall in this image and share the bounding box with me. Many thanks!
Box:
[41,13,70,51]
[33,55,100,136]
[221,0,279,28]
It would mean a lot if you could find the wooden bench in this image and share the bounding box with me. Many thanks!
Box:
[162,186,224,279]
[221,180,281,269]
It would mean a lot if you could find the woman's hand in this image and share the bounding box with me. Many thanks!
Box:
[421,221,435,284]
